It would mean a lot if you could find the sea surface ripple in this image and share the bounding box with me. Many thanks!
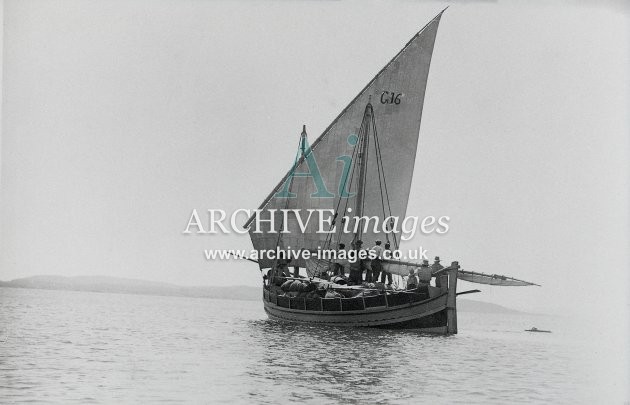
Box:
[0,287,621,404]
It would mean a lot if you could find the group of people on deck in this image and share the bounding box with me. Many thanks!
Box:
[342,239,393,286]
[335,240,392,285]
[266,239,446,290]
[405,258,443,289]
[333,240,445,289]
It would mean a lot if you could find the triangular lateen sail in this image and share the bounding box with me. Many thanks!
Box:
[247,10,445,269]
[457,270,541,287]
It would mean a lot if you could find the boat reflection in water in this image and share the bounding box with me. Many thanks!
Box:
[248,319,449,403]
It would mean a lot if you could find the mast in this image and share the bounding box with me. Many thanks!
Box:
[300,124,307,156]
[294,124,308,277]
[353,101,373,243]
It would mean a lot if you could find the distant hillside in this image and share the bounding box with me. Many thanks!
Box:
[0,275,521,313]
[457,299,521,314]
[0,275,261,301]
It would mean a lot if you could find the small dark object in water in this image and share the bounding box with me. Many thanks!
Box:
[525,327,551,333]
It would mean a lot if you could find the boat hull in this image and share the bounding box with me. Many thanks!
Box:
[262,290,453,333]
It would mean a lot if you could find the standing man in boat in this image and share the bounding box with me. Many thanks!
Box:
[333,243,346,276]
[369,240,384,283]
[418,259,432,286]
[348,240,369,284]
[431,256,444,287]
[406,268,418,290]
[357,240,372,283]
[380,241,393,285]
[417,259,432,296]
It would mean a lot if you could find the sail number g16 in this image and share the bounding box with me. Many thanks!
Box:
[380,91,402,105]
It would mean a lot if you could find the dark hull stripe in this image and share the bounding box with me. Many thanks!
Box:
[263,293,450,329]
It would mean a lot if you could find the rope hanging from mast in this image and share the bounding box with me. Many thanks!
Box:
[278,100,400,278]
[328,99,397,250]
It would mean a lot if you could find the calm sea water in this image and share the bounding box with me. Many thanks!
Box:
[0,287,625,404]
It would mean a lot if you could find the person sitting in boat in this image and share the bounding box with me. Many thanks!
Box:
[406,268,418,290]
[269,257,291,285]
[324,286,343,299]
[431,256,444,287]
[379,241,393,285]
[369,240,383,283]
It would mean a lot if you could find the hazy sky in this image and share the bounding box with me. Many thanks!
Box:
[1,0,628,325]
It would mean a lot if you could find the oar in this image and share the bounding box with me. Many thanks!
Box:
[456,289,481,296]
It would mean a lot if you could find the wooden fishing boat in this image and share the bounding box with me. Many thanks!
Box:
[242,9,538,333]
[262,270,458,333]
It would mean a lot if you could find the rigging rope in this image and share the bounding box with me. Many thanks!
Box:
[371,113,399,251]
[278,101,404,282]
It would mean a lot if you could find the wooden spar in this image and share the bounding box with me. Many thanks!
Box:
[456,289,481,296]
[446,261,459,334]
[304,250,452,269]
[293,252,537,287]
[457,269,540,286]
[353,103,373,242]
[383,258,433,268]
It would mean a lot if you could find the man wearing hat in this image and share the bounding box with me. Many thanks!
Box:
[418,259,432,285]
[431,256,444,287]
[406,268,418,290]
